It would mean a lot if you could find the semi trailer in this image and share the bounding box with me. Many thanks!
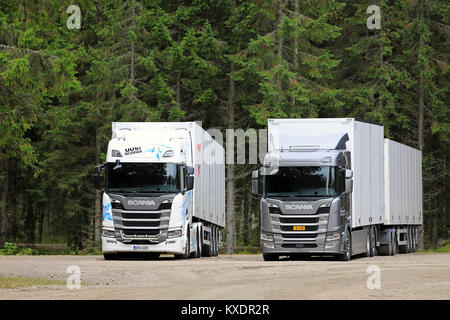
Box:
[252,118,422,261]
[94,122,225,260]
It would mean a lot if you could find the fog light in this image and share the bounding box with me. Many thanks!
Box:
[168,229,182,238]
[261,233,274,242]
[325,242,339,248]
[103,228,115,238]
[326,232,342,242]
[265,242,275,249]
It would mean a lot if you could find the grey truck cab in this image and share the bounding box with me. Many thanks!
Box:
[253,132,354,261]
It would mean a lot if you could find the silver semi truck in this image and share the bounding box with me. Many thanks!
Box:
[94,122,225,260]
[252,118,422,261]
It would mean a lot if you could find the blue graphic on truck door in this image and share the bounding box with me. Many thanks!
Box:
[103,203,113,222]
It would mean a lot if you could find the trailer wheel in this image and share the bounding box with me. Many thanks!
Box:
[407,227,413,253]
[196,228,202,258]
[365,228,371,257]
[212,226,219,257]
[391,231,397,256]
[202,227,212,257]
[410,228,416,252]
[339,229,351,261]
[263,254,279,261]
[370,227,376,257]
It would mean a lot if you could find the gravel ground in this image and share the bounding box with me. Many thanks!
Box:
[0,253,449,300]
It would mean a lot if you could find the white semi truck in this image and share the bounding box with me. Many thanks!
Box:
[252,118,422,261]
[94,122,225,260]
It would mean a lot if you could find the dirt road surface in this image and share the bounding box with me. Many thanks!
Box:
[0,253,449,300]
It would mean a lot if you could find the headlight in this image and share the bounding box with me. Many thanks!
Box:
[111,198,123,209]
[267,203,281,214]
[103,228,115,238]
[326,232,342,242]
[168,229,182,238]
[160,199,173,210]
[261,233,274,242]
[318,202,331,213]
[111,150,122,157]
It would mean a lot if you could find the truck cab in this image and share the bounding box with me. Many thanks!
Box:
[253,134,354,261]
[95,125,196,259]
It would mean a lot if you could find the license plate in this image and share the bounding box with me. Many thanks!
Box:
[133,245,150,251]
[293,226,305,231]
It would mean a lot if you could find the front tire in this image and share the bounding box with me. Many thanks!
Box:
[365,228,371,257]
[263,254,279,261]
[175,229,191,259]
[103,253,118,260]
[369,227,376,257]
[339,229,351,261]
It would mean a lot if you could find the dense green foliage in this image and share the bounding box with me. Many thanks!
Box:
[0,0,448,251]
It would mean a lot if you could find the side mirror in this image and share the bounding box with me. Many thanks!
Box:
[94,175,103,190]
[186,166,195,175]
[345,169,353,194]
[251,170,260,195]
[94,164,105,190]
[94,164,105,175]
[186,176,194,191]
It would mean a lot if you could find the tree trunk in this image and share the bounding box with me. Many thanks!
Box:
[176,72,181,108]
[292,0,298,107]
[94,127,102,247]
[417,0,425,251]
[25,195,35,244]
[226,59,235,254]
[243,193,249,246]
[0,160,9,246]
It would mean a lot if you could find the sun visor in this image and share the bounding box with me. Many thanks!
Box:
[277,133,349,151]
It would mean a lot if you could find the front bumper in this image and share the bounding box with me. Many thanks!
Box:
[102,235,185,254]
[260,232,345,255]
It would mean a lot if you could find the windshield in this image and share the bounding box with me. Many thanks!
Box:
[264,166,338,197]
[106,163,180,193]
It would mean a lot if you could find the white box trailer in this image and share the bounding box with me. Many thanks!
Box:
[96,122,225,259]
[267,118,384,230]
[255,118,422,261]
[384,139,423,226]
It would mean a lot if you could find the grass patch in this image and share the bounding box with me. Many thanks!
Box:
[0,242,102,256]
[421,243,450,253]
[0,277,66,289]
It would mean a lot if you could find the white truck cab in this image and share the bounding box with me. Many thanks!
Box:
[95,122,225,260]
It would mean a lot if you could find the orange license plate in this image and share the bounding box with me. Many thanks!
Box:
[293,226,305,231]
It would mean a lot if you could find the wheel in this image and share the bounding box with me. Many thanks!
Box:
[411,228,416,252]
[212,226,219,257]
[103,253,118,260]
[263,254,279,261]
[196,228,202,258]
[202,227,212,257]
[407,227,413,253]
[391,232,397,256]
[339,229,351,261]
[365,228,371,257]
[370,227,376,257]
[175,229,191,259]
